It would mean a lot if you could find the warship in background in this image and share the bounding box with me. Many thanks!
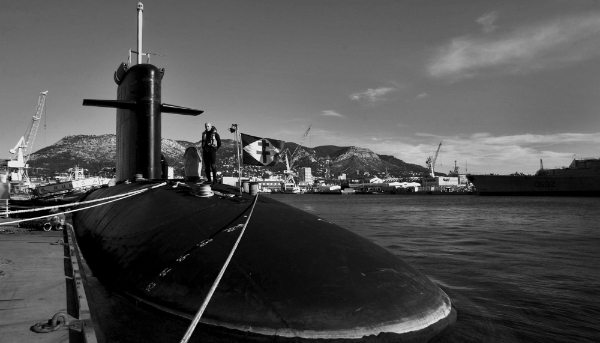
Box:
[467,157,600,196]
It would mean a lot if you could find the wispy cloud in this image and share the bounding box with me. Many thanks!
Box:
[428,12,600,79]
[417,92,428,99]
[463,132,600,146]
[476,11,499,33]
[321,110,345,117]
[350,87,396,103]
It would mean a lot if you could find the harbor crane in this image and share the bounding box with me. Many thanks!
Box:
[8,91,48,183]
[282,124,311,184]
[425,141,442,178]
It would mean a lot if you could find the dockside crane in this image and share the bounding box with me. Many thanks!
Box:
[425,141,442,178]
[8,91,48,182]
[282,124,311,184]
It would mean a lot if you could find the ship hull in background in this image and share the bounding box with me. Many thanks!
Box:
[467,174,600,196]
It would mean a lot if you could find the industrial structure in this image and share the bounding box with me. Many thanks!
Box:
[6,91,48,184]
[425,141,442,178]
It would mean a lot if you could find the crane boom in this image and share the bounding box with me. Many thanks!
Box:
[426,141,442,178]
[7,91,48,183]
[289,124,311,165]
[432,141,442,172]
[23,91,48,164]
[281,124,311,185]
[280,124,312,169]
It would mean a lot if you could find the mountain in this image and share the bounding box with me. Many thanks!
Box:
[378,154,427,173]
[26,134,429,179]
[28,134,118,176]
[28,134,198,177]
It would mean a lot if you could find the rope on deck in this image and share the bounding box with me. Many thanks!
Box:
[179,193,260,343]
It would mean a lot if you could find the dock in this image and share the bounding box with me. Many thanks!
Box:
[0,219,100,343]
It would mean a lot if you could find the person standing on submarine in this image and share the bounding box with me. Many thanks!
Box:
[201,122,221,185]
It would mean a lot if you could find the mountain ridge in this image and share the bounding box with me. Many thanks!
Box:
[26,134,430,179]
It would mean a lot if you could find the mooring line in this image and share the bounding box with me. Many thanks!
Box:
[0,182,166,226]
[5,189,143,215]
[180,193,259,343]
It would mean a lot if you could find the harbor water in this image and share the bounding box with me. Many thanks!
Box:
[75,193,599,342]
[268,194,600,343]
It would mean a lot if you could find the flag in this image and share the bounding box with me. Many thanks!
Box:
[241,133,285,166]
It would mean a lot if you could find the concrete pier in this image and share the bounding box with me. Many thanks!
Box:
[0,221,99,343]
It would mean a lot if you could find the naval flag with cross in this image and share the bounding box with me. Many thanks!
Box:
[241,133,285,166]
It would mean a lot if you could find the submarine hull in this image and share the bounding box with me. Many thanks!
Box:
[77,4,453,340]
[73,182,455,341]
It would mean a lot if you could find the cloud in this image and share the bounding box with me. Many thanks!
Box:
[417,92,428,99]
[476,11,499,33]
[321,110,345,117]
[428,12,600,79]
[462,132,600,146]
[350,87,396,103]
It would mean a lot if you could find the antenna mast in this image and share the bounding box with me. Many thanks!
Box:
[137,2,143,64]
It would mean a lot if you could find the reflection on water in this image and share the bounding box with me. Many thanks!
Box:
[269,194,600,343]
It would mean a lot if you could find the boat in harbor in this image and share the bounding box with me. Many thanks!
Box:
[467,157,600,196]
[282,182,301,194]
[317,185,342,194]
[32,166,108,198]
[2,165,108,217]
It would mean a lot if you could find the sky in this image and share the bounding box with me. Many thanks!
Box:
[1,0,599,174]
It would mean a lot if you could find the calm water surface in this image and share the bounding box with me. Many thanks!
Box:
[266,194,600,343]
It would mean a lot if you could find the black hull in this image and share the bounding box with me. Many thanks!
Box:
[73,181,455,341]
[467,174,600,197]
[477,191,600,196]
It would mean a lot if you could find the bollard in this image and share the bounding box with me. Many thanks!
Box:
[249,182,258,195]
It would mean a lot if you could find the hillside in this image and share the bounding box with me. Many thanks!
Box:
[26,134,429,179]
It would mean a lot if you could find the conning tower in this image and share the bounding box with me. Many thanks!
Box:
[83,2,202,181]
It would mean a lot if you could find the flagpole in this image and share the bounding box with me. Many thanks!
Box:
[237,129,242,195]
[231,124,242,196]
[239,130,243,195]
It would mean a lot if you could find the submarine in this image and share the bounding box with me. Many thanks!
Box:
[74,3,456,342]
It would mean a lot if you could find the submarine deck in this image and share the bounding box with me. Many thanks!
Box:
[71,181,455,342]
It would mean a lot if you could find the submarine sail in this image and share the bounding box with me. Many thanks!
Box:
[75,3,455,341]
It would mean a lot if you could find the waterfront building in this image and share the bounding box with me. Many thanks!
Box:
[259,180,284,192]
[222,176,247,187]
[421,176,462,191]
[299,167,313,184]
